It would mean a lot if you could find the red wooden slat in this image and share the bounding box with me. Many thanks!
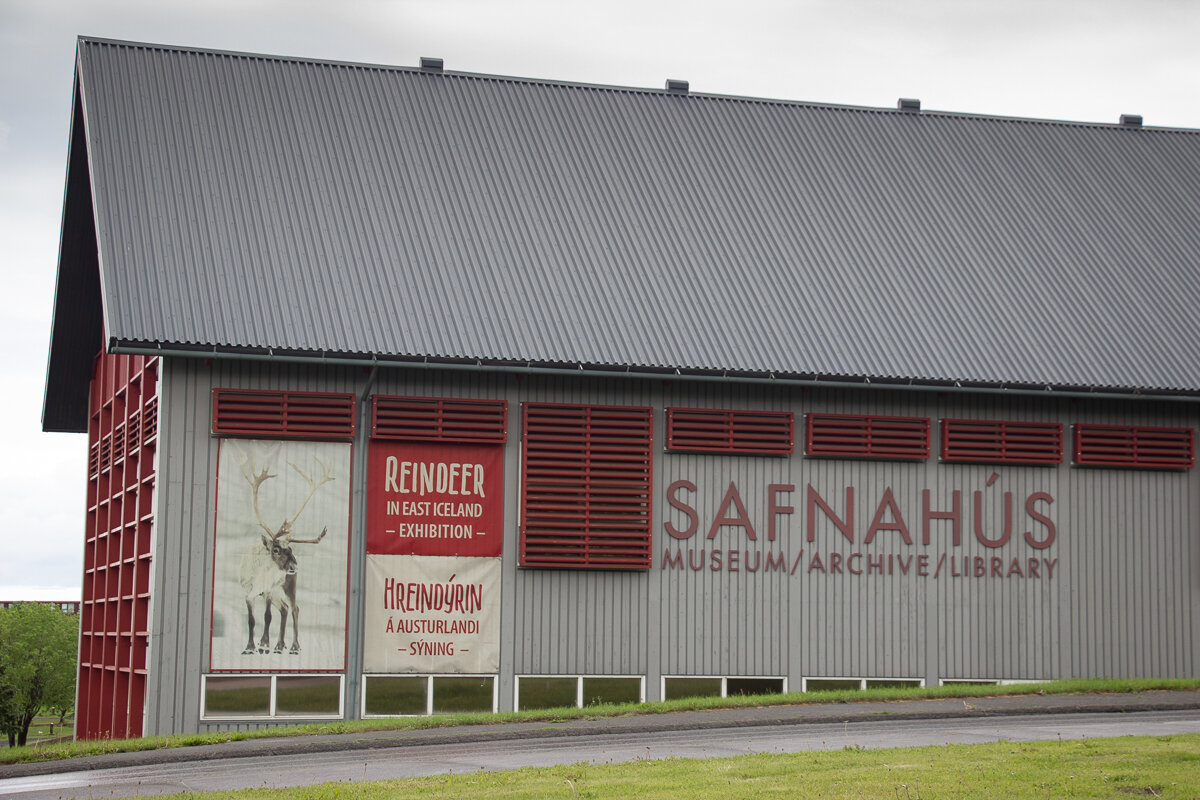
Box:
[521,403,653,569]
[1074,424,1194,468]
[805,414,930,459]
[371,395,507,443]
[81,353,157,740]
[211,389,355,439]
[941,419,1062,464]
[666,408,793,454]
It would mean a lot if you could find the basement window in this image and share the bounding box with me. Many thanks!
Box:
[1073,424,1194,469]
[662,676,786,700]
[362,675,496,717]
[805,414,930,460]
[371,395,508,443]
[941,419,1063,465]
[515,676,645,710]
[666,408,793,454]
[211,389,356,440]
[202,674,343,719]
[520,403,654,569]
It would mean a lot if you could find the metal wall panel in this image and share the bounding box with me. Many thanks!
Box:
[508,376,656,681]
[147,361,1200,734]
[147,359,376,734]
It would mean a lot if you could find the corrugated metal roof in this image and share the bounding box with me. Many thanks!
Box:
[47,37,1200,427]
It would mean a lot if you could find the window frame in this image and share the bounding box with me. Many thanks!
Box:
[515,675,646,710]
[360,674,498,717]
[200,673,345,720]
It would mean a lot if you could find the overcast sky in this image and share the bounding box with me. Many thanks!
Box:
[2,0,1199,600]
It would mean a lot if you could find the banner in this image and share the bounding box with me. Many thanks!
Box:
[210,439,351,671]
[367,441,504,557]
[363,554,501,673]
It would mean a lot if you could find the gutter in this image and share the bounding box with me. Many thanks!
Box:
[109,343,1200,405]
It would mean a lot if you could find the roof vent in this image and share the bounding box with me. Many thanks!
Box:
[666,79,689,95]
[1119,114,1143,127]
[897,97,921,112]
[419,57,444,73]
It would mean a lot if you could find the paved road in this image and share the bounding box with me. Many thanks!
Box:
[3,709,1199,799]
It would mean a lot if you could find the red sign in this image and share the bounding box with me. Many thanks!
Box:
[367,441,504,557]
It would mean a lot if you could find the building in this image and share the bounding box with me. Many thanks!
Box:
[43,37,1200,740]
[0,601,80,615]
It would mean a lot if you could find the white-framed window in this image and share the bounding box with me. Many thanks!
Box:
[803,677,925,692]
[201,674,344,720]
[362,674,497,717]
[515,675,645,711]
[661,675,787,700]
[940,678,1045,687]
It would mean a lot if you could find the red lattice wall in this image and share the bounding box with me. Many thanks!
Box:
[78,352,157,739]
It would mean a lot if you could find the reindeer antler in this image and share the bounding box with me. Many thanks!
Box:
[286,526,328,545]
[283,458,334,535]
[240,459,279,538]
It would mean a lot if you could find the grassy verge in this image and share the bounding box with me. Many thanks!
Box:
[3,677,1197,766]
[115,733,1200,800]
[20,712,74,747]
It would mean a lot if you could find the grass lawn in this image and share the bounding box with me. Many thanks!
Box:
[2,677,1197,766]
[134,733,1200,799]
[3,711,73,748]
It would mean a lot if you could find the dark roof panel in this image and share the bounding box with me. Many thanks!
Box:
[49,38,1200,428]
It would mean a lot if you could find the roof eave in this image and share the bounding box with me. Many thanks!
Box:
[108,340,1200,405]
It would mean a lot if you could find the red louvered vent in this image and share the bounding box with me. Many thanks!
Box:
[942,419,1062,465]
[521,403,653,569]
[88,441,100,480]
[666,408,793,454]
[112,422,127,464]
[127,411,142,455]
[99,433,113,473]
[372,396,507,443]
[212,389,355,440]
[143,397,158,446]
[1074,424,1194,469]
[806,413,930,460]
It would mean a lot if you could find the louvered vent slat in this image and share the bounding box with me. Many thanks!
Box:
[941,419,1062,464]
[142,397,158,446]
[127,411,142,455]
[666,408,793,454]
[1074,424,1194,468]
[806,414,929,460]
[372,396,507,443]
[212,389,355,439]
[521,403,653,569]
[112,422,127,464]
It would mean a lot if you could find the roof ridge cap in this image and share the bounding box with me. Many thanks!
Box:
[75,36,1200,135]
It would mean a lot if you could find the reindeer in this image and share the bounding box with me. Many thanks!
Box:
[238,456,333,655]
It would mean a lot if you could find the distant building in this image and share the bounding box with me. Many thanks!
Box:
[44,37,1200,740]
[0,601,80,615]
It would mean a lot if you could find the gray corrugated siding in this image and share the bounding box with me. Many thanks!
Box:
[72,38,1200,397]
[147,360,1198,734]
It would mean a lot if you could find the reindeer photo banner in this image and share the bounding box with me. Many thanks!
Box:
[209,439,352,672]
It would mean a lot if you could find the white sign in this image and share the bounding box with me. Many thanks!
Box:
[364,554,501,673]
